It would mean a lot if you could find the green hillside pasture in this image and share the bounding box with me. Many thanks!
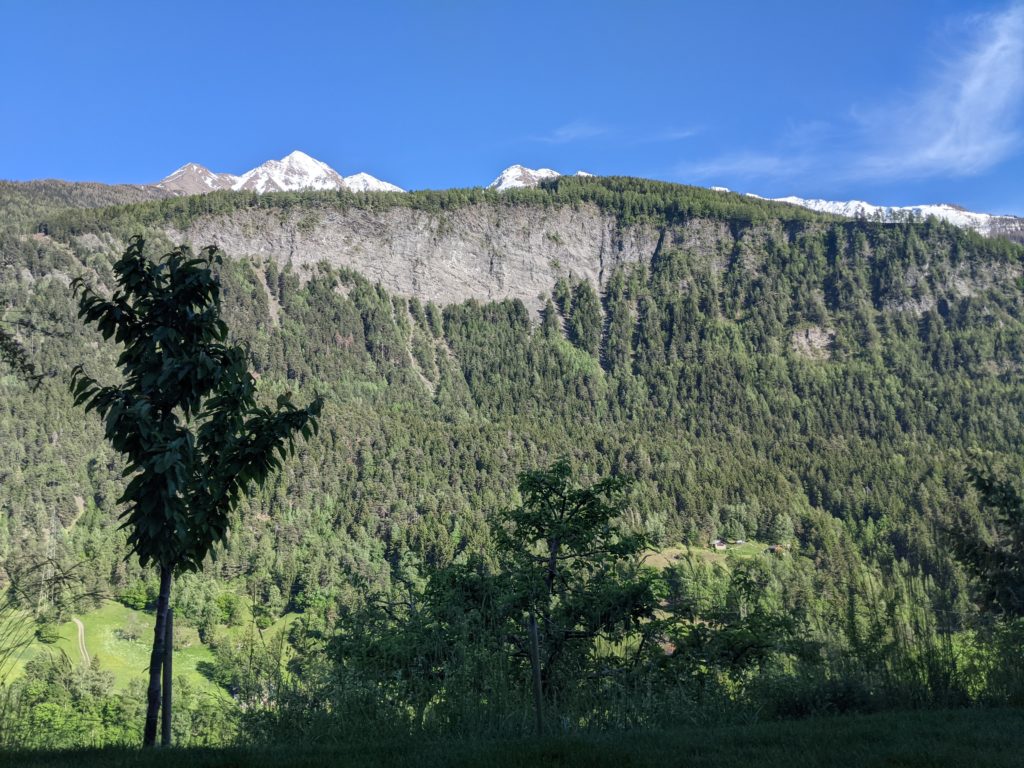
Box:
[10,602,222,696]
[645,540,767,570]
[3,708,1022,768]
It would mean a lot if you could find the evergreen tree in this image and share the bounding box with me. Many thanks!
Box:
[567,281,602,356]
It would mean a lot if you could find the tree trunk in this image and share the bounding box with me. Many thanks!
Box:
[528,611,544,736]
[144,565,172,747]
[162,608,173,746]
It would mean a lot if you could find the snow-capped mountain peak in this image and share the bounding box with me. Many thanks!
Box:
[232,151,345,193]
[487,165,598,191]
[156,151,404,196]
[341,172,404,193]
[156,163,237,195]
[488,165,562,191]
[164,162,211,179]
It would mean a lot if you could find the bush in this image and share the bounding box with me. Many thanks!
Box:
[34,622,60,644]
[119,581,153,611]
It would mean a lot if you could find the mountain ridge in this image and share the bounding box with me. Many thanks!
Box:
[9,151,1023,244]
[28,176,1020,316]
[153,152,1022,242]
[768,194,1024,242]
[156,150,403,195]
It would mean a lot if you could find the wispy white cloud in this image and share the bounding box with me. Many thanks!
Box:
[854,3,1024,179]
[532,121,608,144]
[679,3,1024,186]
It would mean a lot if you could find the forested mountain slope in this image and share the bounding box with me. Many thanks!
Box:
[35,178,840,310]
[2,176,1023,646]
[0,180,169,225]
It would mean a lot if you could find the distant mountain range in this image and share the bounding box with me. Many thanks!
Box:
[756,194,1024,242]
[155,154,594,196]
[156,151,403,195]
[18,150,1021,243]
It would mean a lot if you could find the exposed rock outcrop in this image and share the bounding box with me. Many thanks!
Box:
[169,201,1018,313]
[173,202,664,310]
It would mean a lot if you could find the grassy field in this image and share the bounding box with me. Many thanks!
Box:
[645,540,769,570]
[7,601,222,695]
[2,708,1021,767]
[65,601,221,694]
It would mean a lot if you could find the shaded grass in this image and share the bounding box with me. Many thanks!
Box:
[3,708,1022,768]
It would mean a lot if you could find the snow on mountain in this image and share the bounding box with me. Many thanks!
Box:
[231,150,345,193]
[341,172,404,193]
[732,191,1022,242]
[156,163,237,195]
[772,196,1003,231]
[156,151,404,196]
[488,165,561,191]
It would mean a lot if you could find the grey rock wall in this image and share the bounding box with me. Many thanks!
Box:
[168,201,1018,315]
[172,203,667,311]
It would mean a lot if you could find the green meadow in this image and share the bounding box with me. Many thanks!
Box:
[10,602,222,696]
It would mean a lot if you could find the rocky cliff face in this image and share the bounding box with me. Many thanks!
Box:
[173,203,668,310]
[169,201,1012,313]
[988,217,1024,243]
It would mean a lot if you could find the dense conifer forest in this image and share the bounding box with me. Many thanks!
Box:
[1,177,1022,748]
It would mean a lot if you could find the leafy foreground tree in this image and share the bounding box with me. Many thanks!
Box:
[70,236,322,747]
[498,459,661,702]
[325,460,663,736]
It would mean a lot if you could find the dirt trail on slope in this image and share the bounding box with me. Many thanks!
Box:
[71,617,89,665]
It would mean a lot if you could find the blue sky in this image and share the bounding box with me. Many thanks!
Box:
[2,1,1023,213]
